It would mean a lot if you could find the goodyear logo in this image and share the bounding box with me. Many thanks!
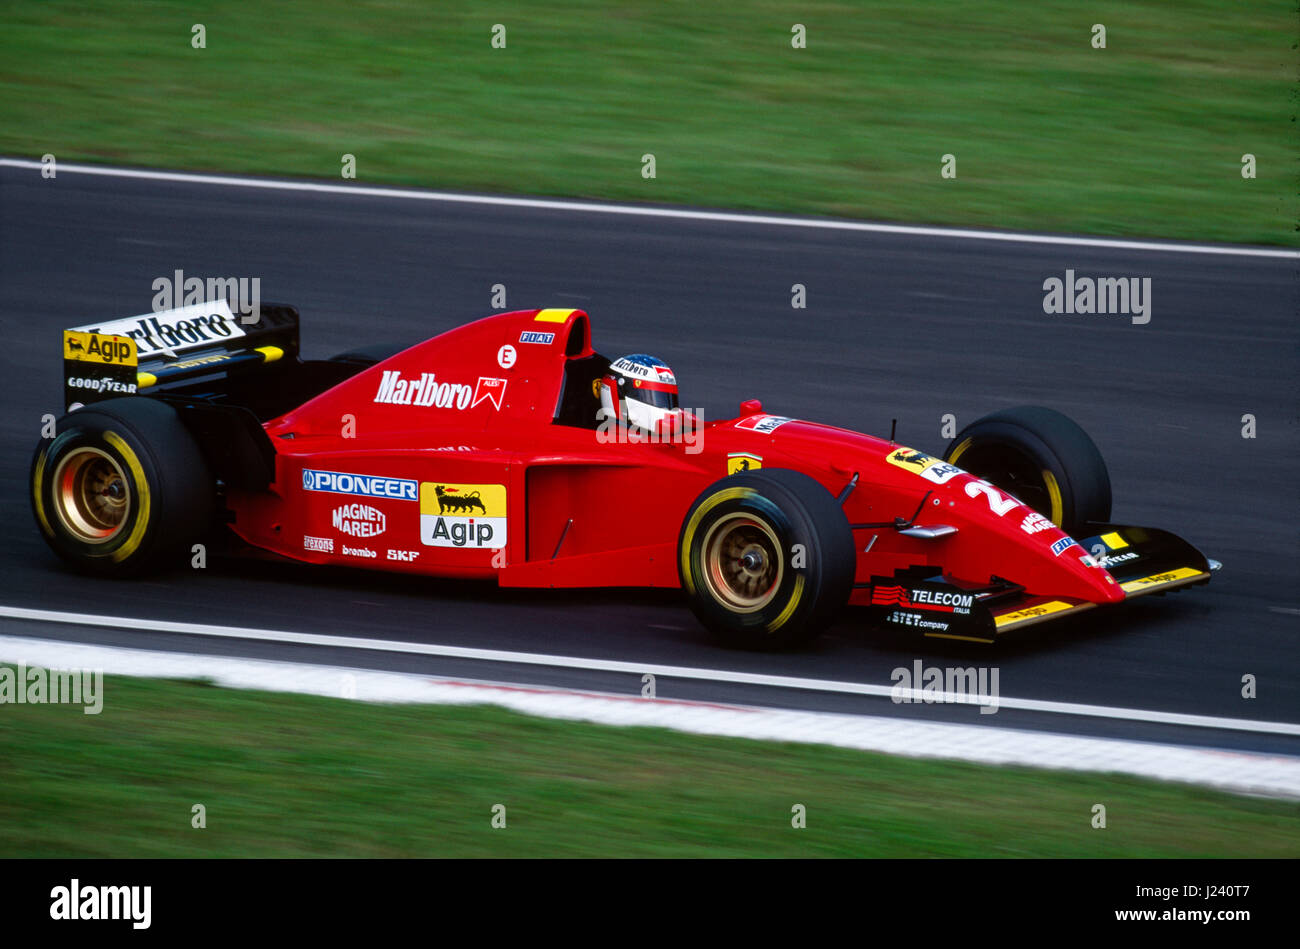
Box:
[419,482,507,549]
[64,331,137,367]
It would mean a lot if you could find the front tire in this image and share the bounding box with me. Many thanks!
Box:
[31,398,215,576]
[678,469,855,650]
[943,405,1111,534]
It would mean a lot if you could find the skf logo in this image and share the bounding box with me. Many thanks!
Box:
[64,331,137,366]
[727,452,762,475]
[419,482,507,549]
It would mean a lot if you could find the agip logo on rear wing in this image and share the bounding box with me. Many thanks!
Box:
[63,331,140,405]
[61,299,301,411]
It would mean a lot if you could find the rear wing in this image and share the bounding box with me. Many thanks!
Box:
[62,299,300,412]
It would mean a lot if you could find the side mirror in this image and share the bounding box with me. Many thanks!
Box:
[739,399,763,415]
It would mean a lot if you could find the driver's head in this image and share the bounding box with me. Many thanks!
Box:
[600,354,679,433]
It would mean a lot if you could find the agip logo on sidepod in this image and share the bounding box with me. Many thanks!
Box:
[419,482,507,549]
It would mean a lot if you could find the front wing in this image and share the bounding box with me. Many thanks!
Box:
[861,523,1216,643]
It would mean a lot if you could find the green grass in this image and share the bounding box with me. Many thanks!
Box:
[1,671,1297,857]
[0,1,1295,245]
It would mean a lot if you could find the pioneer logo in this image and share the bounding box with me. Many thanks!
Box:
[332,503,386,538]
[302,469,417,501]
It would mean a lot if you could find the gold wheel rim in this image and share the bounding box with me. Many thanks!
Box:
[700,513,783,612]
[53,447,131,543]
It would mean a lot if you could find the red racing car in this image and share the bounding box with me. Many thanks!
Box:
[31,302,1218,647]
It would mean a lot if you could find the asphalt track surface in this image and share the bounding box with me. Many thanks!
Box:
[1,163,1297,756]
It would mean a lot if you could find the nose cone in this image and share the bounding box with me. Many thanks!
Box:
[1044,536,1127,604]
[938,476,1128,605]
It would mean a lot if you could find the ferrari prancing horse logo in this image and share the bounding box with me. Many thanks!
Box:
[727,452,762,475]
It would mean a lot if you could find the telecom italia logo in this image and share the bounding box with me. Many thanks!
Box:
[302,468,417,501]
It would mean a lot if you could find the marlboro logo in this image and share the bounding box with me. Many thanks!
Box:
[373,372,507,411]
[374,371,472,408]
[71,300,245,358]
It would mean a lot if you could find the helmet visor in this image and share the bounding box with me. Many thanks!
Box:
[626,378,678,411]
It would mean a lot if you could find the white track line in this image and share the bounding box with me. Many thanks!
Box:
[2,634,1298,799]
[2,605,1296,737]
[2,158,1295,259]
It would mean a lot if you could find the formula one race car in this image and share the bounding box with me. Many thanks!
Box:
[31,302,1218,647]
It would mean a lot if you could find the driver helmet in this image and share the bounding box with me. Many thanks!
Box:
[600,354,679,433]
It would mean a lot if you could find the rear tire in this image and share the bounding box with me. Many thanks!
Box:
[678,469,855,650]
[943,406,1111,534]
[31,398,215,576]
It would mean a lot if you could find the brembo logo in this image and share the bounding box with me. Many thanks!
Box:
[302,469,417,501]
[332,503,386,538]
